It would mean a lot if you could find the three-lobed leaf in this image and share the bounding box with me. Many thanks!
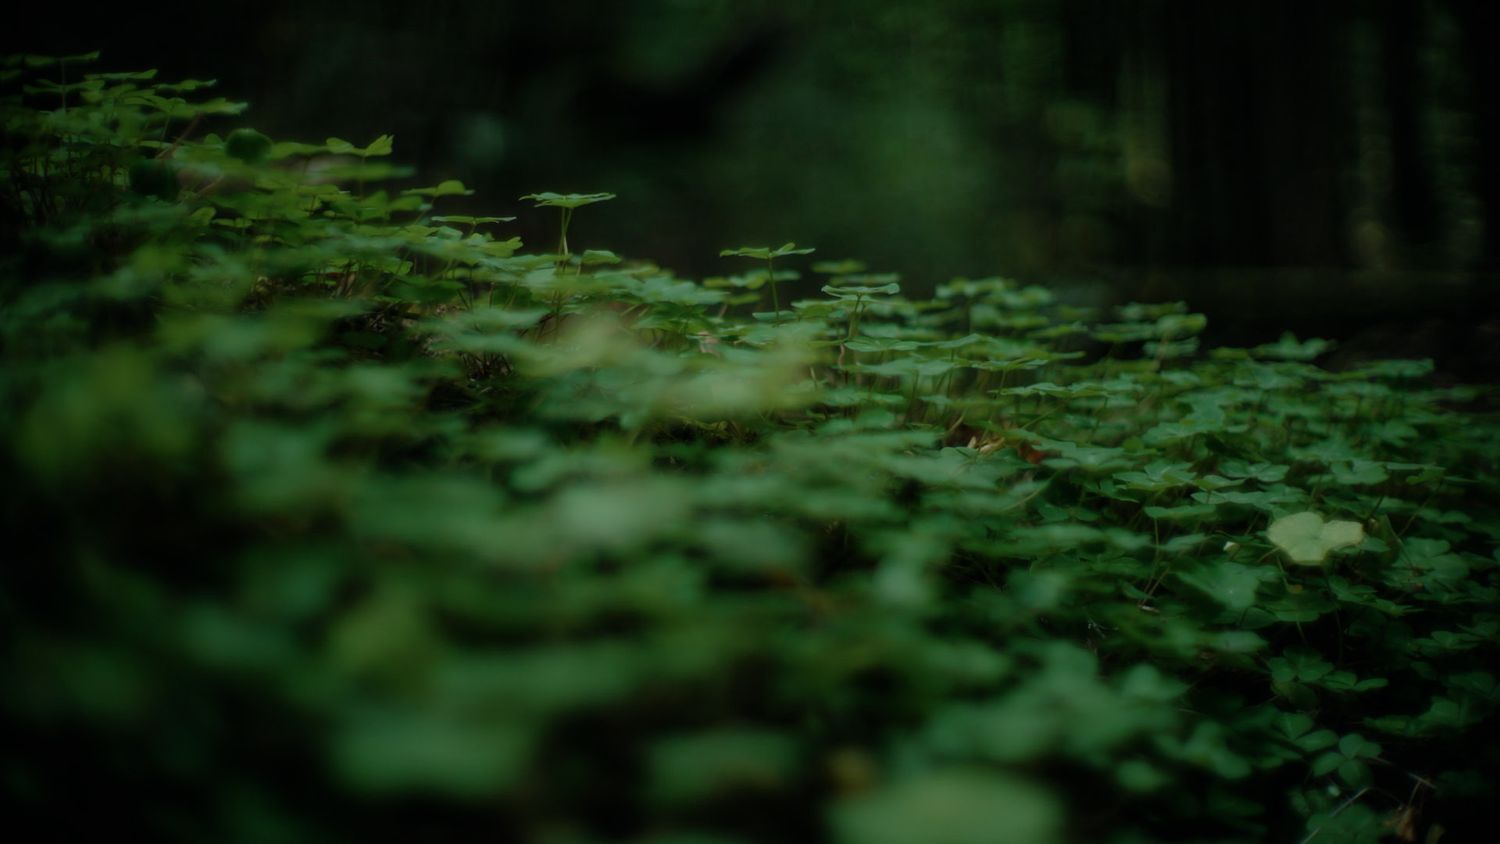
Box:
[520,191,616,209]
[1266,512,1365,565]
[719,242,816,260]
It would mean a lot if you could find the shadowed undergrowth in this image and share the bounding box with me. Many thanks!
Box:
[3,54,1499,843]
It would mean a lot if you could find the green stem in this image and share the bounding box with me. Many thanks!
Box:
[767,256,781,322]
[559,207,574,257]
[846,295,864,342]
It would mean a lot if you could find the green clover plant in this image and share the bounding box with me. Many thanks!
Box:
[2,53,1497,844]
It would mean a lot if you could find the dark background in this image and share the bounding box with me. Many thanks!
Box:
[11,0,1500,371]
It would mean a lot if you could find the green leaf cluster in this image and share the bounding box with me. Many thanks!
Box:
[3,54,1499,843]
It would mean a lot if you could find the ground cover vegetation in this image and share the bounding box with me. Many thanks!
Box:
[3,55,1499,843]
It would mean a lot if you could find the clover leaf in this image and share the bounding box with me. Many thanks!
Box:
[519,191,616,209]
[1266,512,1365,565]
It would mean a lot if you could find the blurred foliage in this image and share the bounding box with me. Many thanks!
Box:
[4,53,1500,843]
[9,0,1500,289]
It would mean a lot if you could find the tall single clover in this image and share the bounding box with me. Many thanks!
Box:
[820,273,900,342]
[719,242,815,323]
[325,134,394,197]
[520,192,616,258]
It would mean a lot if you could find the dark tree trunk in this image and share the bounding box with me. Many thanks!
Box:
[1256,1,1349,267]
[1162,2,1267,267]
[1380,0,1438,262]
[1160,0,1351,269]
[1451,0,1500,272]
